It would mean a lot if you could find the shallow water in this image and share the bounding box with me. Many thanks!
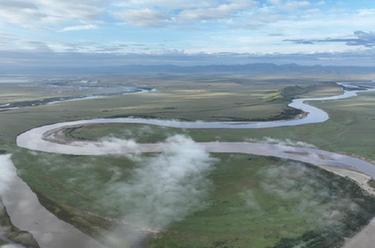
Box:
[0,154,104,248]
[8,82,375,247]
[0,87,155,111]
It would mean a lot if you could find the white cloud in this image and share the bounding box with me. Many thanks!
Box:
[0,0,374,56]
[284,1,311,10]
[114,8,171,27]
[113,0,257,26]
[0,0,46,27]
[36,0,106,21]
[178,0,256,22]
[100,135,216,246]
[0,0,106,28]
[268,0,311,10]
[2,0,252,28]
[59,24,98,32]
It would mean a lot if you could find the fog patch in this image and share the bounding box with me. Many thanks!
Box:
[72,137,142,157]
[245,137,316,148]
[239,189,261,211]
[263,137,316,148]
[259,162,359,226]
[116,125,154,140]
[0,245,25,248]
[101,125,182,143]
[101,135,216,247]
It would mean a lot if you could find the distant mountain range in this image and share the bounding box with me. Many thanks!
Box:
[1,63,375,76]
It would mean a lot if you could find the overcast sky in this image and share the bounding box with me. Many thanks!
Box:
[0,0,375,66]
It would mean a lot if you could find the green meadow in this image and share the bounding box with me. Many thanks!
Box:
[1,76,375,247]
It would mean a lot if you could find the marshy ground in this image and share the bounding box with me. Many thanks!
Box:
[1,74,375,247]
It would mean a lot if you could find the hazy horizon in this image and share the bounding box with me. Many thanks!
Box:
[0,0,375,68]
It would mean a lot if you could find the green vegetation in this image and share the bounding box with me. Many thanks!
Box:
[12,152,137,218]
[63,124,182,144]
[34,190,114,241]
[11,151,375,248]
[0,78,340,147]
[1,76,374,247]
[368,179,375,189]
[66,90,375,162]
[149,155,375,248]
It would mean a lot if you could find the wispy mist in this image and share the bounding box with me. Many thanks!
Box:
[263,137,316,148]
[100,135,216,247]
[259,162,359,227]
[0,244,25,248]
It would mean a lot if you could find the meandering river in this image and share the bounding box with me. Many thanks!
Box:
[2,82,375,247]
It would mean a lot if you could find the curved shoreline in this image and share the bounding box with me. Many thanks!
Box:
[15,83,375,134]
[0,154,105,248]
[8,82,375,247]
[0,87,155,112]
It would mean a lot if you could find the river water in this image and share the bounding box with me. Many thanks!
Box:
[0,154,105,248]
[4,82,375,247]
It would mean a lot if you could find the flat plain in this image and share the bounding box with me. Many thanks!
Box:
[1,74,375,248]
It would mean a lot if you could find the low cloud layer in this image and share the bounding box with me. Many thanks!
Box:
[286,31,375,48]
[262,137,316,148]
[259,162,360,227]
[100,135,216,247]
[245,137,316,148]
[0,245,25,248]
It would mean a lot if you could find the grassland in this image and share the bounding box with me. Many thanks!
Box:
[147,155,375,248]
[64,90,375,162]
[11,151,375,248]
[0,77,340,147]
[1,75,374,247]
